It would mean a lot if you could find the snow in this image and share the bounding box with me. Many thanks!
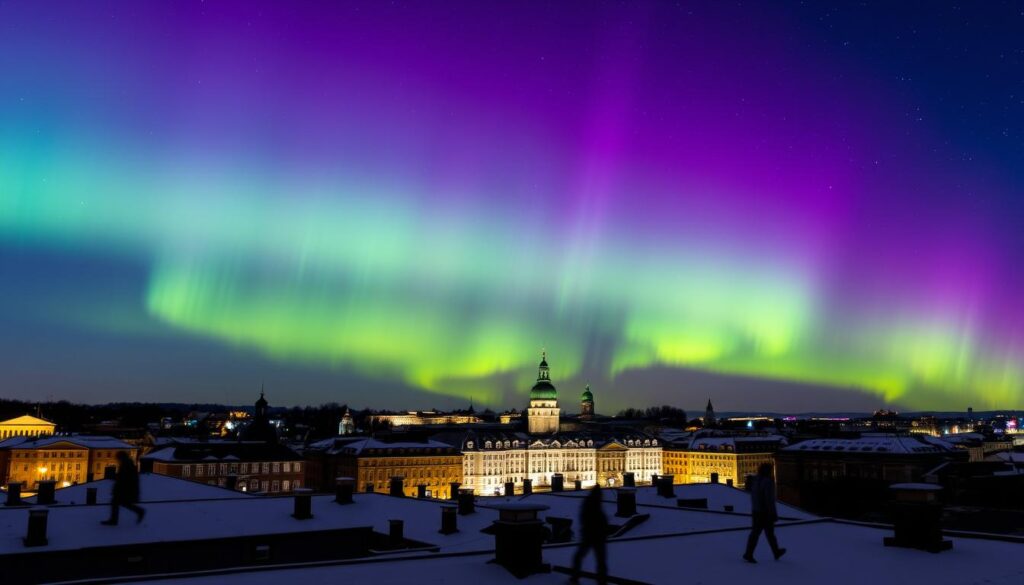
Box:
[784,434,956,454]
[115,518,1024,585]
[5,482,1020,585]
[0,434,133,450]
[22,473,252,505]
[541,483,817,520]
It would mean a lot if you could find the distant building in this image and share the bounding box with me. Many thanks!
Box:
[662,431,785,488]
[144,440,304,493]
[498,409,522,424]
[527,352,560,435]
[369,409,481,427]
[0,434,136,489]
[338,407,355,435]
[0,414,56,439]
[579,385,595,420]
[436,429,662,494]
[775,433,968,515]
[321,437,462,498]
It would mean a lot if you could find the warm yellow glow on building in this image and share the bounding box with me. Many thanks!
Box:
[0,415,56,439]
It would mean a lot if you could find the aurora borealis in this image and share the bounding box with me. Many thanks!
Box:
[2,2,1023,411]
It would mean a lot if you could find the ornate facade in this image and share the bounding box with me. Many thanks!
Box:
[438,352,661,495]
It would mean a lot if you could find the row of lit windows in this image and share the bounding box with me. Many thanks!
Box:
[361,457,457,466]
[180,461,301,477]
[14,451,85,459]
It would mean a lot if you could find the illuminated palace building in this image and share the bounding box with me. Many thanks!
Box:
[0,435,137,489]
[439,353,662,495]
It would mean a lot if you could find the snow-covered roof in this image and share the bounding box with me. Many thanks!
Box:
[987,451,1024,464]
[783,434,957,454]
[0,434,134,450]
[4,479,1020,585]
[109,503,1024,585]
[142,442,301,463]
[22,473,253,505]
[333,438,460,455]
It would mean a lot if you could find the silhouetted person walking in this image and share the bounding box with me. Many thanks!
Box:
[743,462,785,562]
[101,451,145,525]
[570,485,608,584]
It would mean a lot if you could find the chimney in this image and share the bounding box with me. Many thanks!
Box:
[24,508,48,547]
[657,475,675,498]
[35,480,56,505]
[573,479,582,491]
[504,482,515,497]
[883,483,952,552]
[651,473,658,485]
[335,477,354,504]
[6,482,23,506]
[522,479,532,495]
[491,503,550,578]
[616,488,637,517]
[225,474,238,491]
[449,481,461,500]
[103,465,117,480]
[623,472,635,488]
[458,488,475,515]
[86,487,97,505]
[726,478,734,487]
[677,497,708,509]
[389,476,405,497]
[439,504,458,534]
[417,484,428,499]
[710,472,719,484]
[724,505,734,512]
[551,473,564,492]
[365,482,374,493]
[389,519,404,546]
[292,488,313,519]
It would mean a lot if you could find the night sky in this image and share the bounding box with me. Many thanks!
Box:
[2,1,1023,412]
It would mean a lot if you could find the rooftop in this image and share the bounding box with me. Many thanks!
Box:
[2,482,1019,584]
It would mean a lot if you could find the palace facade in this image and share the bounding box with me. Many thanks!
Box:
[437,353,662,494]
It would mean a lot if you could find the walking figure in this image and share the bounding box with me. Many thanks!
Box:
[570,485,608,584]
[101,451,146,525]
[743,462,786,562]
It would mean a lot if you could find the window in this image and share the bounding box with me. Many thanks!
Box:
[196,465,204,477]
[272,480,280,492]
[240,463,248,474]
[293,462,301,473]
[182,465,191,477]
[282,462,290,473]
[272,462,281,473]
[262,462,270,473]
[282,480,291,491]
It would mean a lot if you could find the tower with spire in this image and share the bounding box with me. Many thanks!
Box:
[527,351,560,434]
[704,398,716,428]
[580,384,595,420]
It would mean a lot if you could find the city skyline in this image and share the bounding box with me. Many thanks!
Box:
[3,1,1024,411]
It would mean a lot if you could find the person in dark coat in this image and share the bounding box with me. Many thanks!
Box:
[570,484,608,584]
[743,462,785,562]
[101,451,146,525]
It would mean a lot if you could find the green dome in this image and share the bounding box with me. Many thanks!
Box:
[581,385,593,403]
[530,380,557,400]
